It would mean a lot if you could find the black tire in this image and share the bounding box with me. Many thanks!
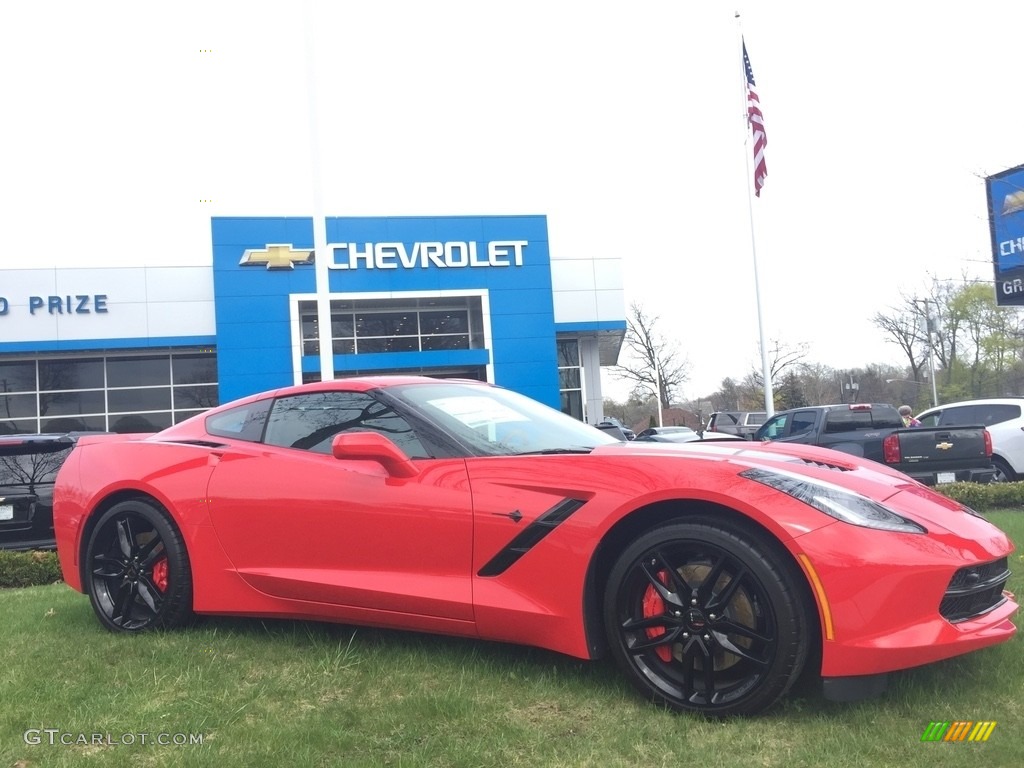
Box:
[991,456,1016,483]
[603,520,809,717]
[84,499,193,632]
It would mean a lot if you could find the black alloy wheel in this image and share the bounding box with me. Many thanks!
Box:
[84,499,193,632]
[604,520,809,717]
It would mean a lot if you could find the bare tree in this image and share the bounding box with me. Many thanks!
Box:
[613,303,690,408]
[871,294,928,382]
[746,339,809,401]
[795,362,841,405]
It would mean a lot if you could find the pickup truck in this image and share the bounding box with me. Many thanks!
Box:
[752,403,996,485]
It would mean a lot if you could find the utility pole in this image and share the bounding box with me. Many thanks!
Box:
[917,299,940,407]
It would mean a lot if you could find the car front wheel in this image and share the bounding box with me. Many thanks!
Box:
[84,499,193,632]
[604,519,810,716]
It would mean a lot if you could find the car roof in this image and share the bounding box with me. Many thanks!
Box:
[919,397,1024,412]
[203,376,493,410]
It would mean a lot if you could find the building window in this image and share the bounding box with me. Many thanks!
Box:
[557,339,584,421]
[0,349,218,435]
[299,296,484,357]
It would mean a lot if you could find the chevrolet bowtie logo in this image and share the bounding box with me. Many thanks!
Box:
[936,441,954,451]
[1002,191,1024,216]
[239,244,314,270]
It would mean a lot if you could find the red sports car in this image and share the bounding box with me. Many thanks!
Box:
[53,377,1018,716]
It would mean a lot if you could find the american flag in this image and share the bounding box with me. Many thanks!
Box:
[743,39,767,196]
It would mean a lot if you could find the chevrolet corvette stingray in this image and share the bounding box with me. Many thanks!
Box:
[53,377,1018,716]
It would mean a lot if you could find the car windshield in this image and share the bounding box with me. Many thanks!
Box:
[388,381,620,456]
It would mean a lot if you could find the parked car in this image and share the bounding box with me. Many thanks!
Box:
[596,417,635,440]
[753,403,995,485]
[916,398,1024,482]
[633,426,695,440]
[705,410,767,439]
[634,426,744,443]
[54,376,1017,717]
[0,434,77,551]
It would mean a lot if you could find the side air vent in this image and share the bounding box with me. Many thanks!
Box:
[793,458,852,472]
[478,498,586,577]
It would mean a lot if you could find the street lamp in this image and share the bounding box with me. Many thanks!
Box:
[915,299,940,408]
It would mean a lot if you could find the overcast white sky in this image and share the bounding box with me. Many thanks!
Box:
[3,1,1021,402]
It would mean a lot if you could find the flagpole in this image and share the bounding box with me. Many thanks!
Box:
[735,12,774,417]
[304,0,334,383]
[654,363,664,427]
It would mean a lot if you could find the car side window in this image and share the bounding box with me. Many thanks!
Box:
[823,411,874,433]
[917,410,941,428]
[759,414,788,439]
[977,404,1020,426]
[263,391,429,458]
[206,398,273,442]
[789,411,816,434]
[938,406,975,426]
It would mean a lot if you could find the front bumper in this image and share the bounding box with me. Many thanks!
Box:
[795,514,1017,678]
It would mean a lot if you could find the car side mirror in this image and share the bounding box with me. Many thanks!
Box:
[331,432,420,478]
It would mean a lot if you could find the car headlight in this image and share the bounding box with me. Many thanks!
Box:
[739,467,927,534]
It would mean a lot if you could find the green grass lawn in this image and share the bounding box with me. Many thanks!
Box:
[2,512,1022,768]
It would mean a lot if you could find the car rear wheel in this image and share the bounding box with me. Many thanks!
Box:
[991,456,1016,483]
[604,520,809,716]
[84,499,193,632]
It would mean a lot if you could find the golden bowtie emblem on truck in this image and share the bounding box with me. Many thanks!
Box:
[239,244,314,270]
[936,441,954,451]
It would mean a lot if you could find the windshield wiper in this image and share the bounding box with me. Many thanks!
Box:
[512,447,596,456]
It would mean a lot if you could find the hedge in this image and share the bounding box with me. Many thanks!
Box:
[935,480,1024,510]
[0,550,63,588]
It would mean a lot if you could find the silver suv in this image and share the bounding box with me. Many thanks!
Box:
[916,398,1024,481]
[705,411,767,439]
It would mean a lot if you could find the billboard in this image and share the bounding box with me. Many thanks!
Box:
[987,164,1024,306]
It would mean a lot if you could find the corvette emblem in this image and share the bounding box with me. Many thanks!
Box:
[936,441,954,451]
[239,244,314,270]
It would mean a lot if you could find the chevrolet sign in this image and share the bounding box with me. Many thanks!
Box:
[328,240,527,270]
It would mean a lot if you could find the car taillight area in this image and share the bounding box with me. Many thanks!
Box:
[882,433,901,464]
[940,557,1011,623]
[984,428,993,457]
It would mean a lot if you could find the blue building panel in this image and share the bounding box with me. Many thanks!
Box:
[212,215,560,406]
[216,319,294,350]
[492,360,560,406]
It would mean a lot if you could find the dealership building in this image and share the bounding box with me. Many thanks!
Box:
[0,215,625,435]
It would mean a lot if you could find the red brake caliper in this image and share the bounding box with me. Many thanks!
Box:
[642,570,673,662]
[151,557,169,592]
